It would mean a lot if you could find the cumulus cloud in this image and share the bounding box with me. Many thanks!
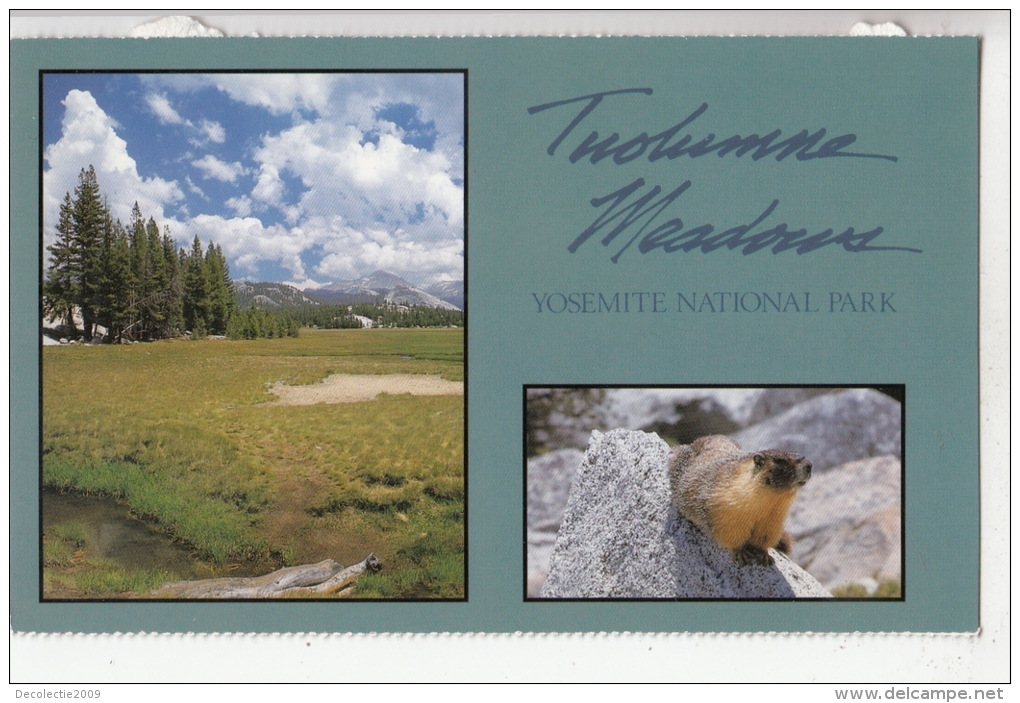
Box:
[315,235,464,284]
[192,154,246,183]
[207,110,464,287]
[231,78,464,286]
[207,73,337,115]
[44,89,182,248]
[182,213,311,280]
[225,195,253,217]
[144,74,463,176]
[45,75,465,287]
[145,91,225,146]
[251,119,463,236]
[199,119,225,144]
[251,163,286,206]
[184,175,207,199]
[146,92,185,125]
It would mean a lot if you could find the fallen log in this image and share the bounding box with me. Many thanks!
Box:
[152,553,382,598]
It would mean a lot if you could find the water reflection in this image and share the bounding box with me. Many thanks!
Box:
[42,490,257,582]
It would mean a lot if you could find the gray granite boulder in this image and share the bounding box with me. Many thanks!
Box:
[786,455,902,591]
[540,429,831,599]
[733,389,901,473]
[604,388,757,433]
[741,388,836,427]
[526,448,584,597]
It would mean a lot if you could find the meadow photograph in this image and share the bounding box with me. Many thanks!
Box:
[40,71,465,599]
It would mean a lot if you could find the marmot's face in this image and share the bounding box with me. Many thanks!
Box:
[753,450,812,489]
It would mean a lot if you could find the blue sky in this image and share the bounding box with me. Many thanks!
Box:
[43,72,464,288]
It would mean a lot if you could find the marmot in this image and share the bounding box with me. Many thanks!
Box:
[667,435,812,566]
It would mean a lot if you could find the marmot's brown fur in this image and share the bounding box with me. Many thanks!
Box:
[667,435,812,566]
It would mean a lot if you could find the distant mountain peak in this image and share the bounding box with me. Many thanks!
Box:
[233,281,321,309]
[313,270,409,294]
[364,270,410,286]
[424,279,464,309]
[306,270,463,310]
[385,284,460,311]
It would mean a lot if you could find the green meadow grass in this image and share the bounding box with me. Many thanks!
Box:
[42,328,465,598]
[43,520,180,597]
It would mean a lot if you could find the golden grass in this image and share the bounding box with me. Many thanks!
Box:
[42,328,464,599]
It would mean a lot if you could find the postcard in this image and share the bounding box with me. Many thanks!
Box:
[10,33,979,634]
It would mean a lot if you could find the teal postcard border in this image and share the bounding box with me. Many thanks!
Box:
[11,37,979,633]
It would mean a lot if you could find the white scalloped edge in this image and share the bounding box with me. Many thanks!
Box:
[11,629,980,638]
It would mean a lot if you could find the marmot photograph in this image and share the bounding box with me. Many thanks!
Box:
[40,71,465,600]
[525,386,903,600]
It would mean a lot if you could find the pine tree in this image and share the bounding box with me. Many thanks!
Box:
[45,169,236,343]
[162,226,184,335]
[145,217,169,338]
[43,192,79,336]
[70,166,106,339]
[95,211,131,341]
[203,243,235,335]
[182,235,209,333]
[126,202,149,339]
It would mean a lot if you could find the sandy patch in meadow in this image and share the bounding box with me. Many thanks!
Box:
[268,374,463,405]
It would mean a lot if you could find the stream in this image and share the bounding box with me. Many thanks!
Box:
[42,489,259,581]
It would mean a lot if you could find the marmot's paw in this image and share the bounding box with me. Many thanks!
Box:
[776,532,793,555]
[734,544,774,567]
